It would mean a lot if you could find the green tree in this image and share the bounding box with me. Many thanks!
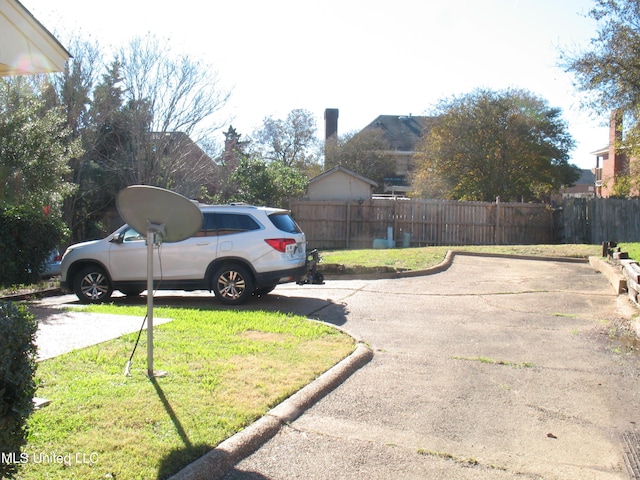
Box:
[0,77,79,210]
[0,78,78,280]
[562,0,640,141]
[44,37,114,242]
[46,36,101,137]
[324,129,395,192]
[89,61,154,189]
[44,35,229,241]
[411,89,578,202]
[227,156,306,208]
[211,126,249,203]
[561,0,640,195]
[48,57,131,241]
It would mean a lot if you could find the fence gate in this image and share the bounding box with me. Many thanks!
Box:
[558,198,640,244]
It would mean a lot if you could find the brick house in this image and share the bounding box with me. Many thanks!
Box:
[150,131,216,200]
[592,110,633,197]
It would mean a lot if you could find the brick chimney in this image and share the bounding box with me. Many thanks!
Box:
[601,109,629,197]
[324,108,339,167]
[610,109,628,177]
[223,126,240,169]
[325,108,339,141]
[609,109,622,150]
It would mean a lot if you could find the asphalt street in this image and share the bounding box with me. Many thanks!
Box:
[31,254,640,479]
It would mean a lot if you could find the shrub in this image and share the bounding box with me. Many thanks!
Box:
[0,301,38,479]
[0,205,67,287]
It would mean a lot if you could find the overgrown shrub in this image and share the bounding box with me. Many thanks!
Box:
[0,301,38,479]
[0,205,67,287]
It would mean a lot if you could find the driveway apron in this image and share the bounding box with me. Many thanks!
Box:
[222,255,640,480]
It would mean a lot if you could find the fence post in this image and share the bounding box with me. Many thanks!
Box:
[494,196,501,245]
[346,201,351,249]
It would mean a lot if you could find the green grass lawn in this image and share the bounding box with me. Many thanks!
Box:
[619,243,640,261]
[320,244,604,273]
[20,306,354,480]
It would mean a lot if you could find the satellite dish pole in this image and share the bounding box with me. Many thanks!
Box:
[146,221,165,377]
[116,185,203,378]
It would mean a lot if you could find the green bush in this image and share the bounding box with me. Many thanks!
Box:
[0,301,38,479]
[0,205,66,287]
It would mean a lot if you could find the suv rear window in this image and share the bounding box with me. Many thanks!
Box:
[198,212,261,236]
[269,213,301,234]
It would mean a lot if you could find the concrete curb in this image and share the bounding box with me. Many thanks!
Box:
[322,249,587,281]
[589,255,627,294]
[170,342,373,480]
[1,287,62,302]
[450,250,589,263]
[322,249,456,280]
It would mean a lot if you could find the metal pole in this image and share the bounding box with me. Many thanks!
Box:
[146,230,154,377]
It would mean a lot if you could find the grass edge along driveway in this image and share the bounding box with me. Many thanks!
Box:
[20,306,355,480]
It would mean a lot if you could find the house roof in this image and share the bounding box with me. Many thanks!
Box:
[590,146,609,156]
[309,165,378,187]
[0,0,71,75]
[576,168,595,185]
[360,114,435,151]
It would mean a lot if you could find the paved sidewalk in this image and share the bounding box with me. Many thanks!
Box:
[31,304,171,361]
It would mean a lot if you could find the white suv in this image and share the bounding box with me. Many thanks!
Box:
[59,205,307,305]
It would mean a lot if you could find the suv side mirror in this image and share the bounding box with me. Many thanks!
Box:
[109,233,124,244]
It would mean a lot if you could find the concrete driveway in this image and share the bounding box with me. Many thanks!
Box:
[31,254,640,479]
[218,254,640,480]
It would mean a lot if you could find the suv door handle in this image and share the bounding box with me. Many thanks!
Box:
[196,242,210,246]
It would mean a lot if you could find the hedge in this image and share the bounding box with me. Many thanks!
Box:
[0,205,65,287]
[0,301,38,479]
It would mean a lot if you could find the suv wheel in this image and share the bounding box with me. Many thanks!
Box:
[74,266,113,304]
[212,264,254,305]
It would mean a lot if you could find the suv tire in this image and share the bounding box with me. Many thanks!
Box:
[212,264,254,305]
[74,265,113,304]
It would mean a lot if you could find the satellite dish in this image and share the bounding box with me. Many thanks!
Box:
[116,185,202,243]
[116,185,203,377]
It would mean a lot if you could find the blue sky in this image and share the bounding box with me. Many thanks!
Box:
[24,0,607,168]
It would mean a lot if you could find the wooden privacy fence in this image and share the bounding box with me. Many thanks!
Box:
[290,198,555,249]
[558,197,640,244]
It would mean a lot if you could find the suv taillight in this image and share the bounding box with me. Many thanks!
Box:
[265,238,296,253]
